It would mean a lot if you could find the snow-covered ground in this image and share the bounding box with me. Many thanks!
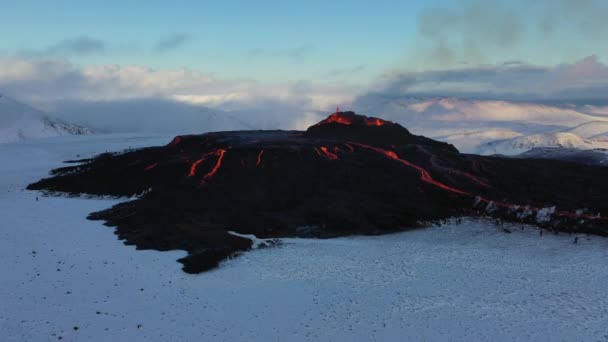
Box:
[2,134,608,341]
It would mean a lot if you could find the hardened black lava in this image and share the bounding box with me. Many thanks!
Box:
[28,111,608,273]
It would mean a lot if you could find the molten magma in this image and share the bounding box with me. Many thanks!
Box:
[364,118,385,126]
[314,146,339,160]
[189,155,210,177]
[201,149,227,185]
[319,146,339,160]
[144,162,159,171]
[188,149,227,180]
[355,143,601,219]
[323,112,387,127]
[257,150,264,166]
[325,113,353,125]
[169,136,183,146]
[353,143,468,195]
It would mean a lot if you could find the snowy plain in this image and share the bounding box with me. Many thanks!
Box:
[1,134,608,341]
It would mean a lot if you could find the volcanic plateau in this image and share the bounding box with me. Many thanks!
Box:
[28,112,608,272]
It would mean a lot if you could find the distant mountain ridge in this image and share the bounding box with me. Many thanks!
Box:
[0,94,91,143]
[352,96,608,154]
[515,147,608,166]
[477,132,608,155]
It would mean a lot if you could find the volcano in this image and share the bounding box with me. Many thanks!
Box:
[28,111,608,273]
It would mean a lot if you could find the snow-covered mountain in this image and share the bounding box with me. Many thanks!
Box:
[438,128,523,153]
[354,96,608,129]
[51,99,262,135]
[564,121,608,139]
[0,94,91,143]
[515,148,608,166]
[477,132,608,155]
[352,96,608,154]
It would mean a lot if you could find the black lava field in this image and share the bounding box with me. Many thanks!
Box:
[28,112,608,273]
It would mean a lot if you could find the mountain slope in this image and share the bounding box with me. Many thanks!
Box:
[438,128,523,153]
[354,96,608,128]
[477,132,608,155]
[564,121,608,139]
[50,99,257,135]
[516,148,608,166]
[352,96,608,152]
[0,94,90,143]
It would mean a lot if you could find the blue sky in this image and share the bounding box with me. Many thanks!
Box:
[1,0,607,110]
[1,0,435,82]
[2,0,606,83]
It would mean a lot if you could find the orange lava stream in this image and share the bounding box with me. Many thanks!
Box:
[257,150,264,166]
[189,154,210,177]
[169,136,183,146]
[325,113,353,125]
[201,149,227,185]
[314,146,339,160]
[189,149,226,177]
[357,143,604,219]
[144,162,158,171]
[364,118,385,126]
[319,146,339,160]
[352,143,468,195]
[323,112,387,126]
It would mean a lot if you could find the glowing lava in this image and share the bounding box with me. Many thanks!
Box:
[26,110,608,275]
[315,146,340,160]
[364,118,385,126]
[325,113,353,125]
[201,149,227,185]
[189,155,210,177]
[169,136,183,146]
[353,143,468,195]
[321,112,388,127]
[144,162,158,171]
[189,149,226,177]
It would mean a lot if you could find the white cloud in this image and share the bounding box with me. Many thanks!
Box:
[0,56,354,109]
[0,56,357,133]
[359,56,608,104]
[411,0,608,68]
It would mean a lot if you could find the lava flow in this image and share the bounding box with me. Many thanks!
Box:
[320,111,389,127]
[197,149,227,185]
[325,113,353,125]
[188,154,211,177]
[144,162,158,171]
[315,146,339,160]
[352,143,468,195]
[27,111,608,273]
